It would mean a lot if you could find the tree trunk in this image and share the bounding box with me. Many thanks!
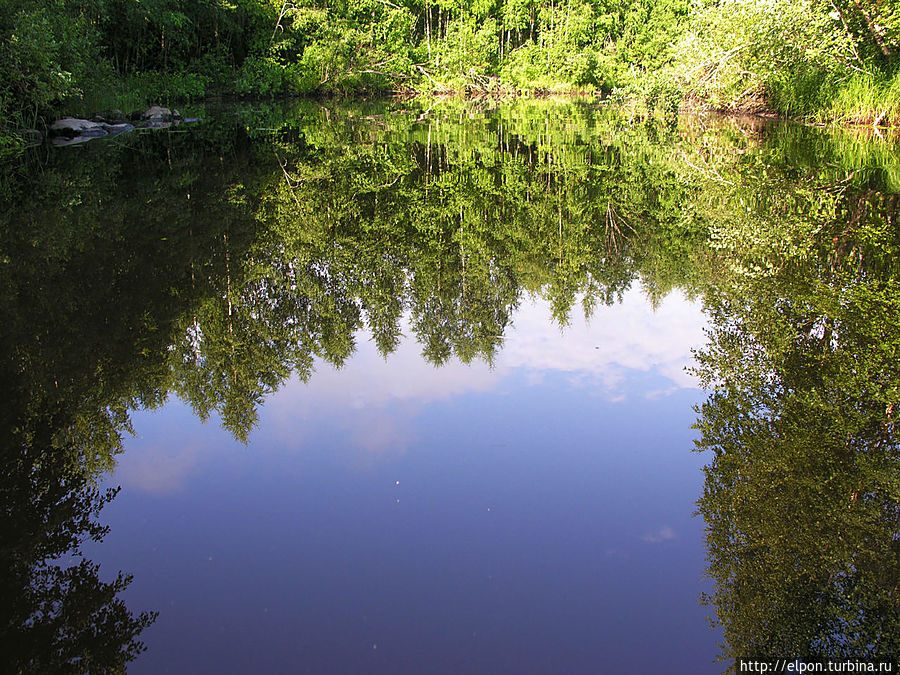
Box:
[851,0,894,56]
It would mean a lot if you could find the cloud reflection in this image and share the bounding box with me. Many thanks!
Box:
[114,286,707,491]
[114,432,215,494]
[642,526,677,544]
[265,286,705,457]
[499,287,705,392]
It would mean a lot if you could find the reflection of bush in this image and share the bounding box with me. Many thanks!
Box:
[693,154,900,668]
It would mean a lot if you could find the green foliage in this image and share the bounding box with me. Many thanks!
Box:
[4,101,900,665]
[668,0,900,120]
[0,0,689,141]
[0,0,106,122]
[5,0,900,145]
[119,70,207,106]
[436,16,500,82]
[670,0,836,108]
[236,55,288,96]
[0,130,25,159]
[618,0,693,70]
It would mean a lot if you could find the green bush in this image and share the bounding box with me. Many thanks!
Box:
[499,44,546,89]
[189,46,235,94]
[121,71,206,106]
[235,56,286,97]
[0,1,101,121]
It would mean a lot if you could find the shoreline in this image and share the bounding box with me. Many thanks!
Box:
[6,88,900,158]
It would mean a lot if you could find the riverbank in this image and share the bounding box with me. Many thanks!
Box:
[4,0,898,158]
[10,71,900,159]
[5,86,900,159]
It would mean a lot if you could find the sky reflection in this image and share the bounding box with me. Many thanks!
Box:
[115,286,705,492]
[96,285,718,673]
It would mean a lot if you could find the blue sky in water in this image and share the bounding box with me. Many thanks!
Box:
[89,286,722,674]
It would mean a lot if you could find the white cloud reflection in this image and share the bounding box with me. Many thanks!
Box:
[498,287,705,393]
[264,285,706,457]
[115,285,707,490]
[642,526,677,544]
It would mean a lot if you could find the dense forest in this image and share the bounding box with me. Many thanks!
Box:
[2,0,900,152]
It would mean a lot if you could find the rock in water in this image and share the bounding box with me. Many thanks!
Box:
[142,106,173,122]
[101,122,135,136]
[48,117,108,138]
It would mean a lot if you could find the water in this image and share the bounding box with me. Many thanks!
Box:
[2,99,899,672]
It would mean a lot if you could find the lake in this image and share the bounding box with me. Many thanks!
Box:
[2,99,898,673]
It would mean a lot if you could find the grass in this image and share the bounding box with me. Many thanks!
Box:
[827,72,900,127]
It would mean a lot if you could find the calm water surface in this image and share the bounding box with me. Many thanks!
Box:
[2,100,899,673]
[98,292,713,674]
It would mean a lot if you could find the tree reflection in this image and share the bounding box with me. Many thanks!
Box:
[693,169,900,667]
[0,101,716,666]
[0,126,253,669]
[0,448,156,671]
[0,328,158,670]
[3,100,900,669]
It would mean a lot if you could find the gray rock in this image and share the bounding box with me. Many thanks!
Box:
[49,117,107,138]
[93,109,126,124]
[142,105,173,122]
[100,122,134,136]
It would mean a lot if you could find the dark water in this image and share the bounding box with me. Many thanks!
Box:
[2,100,899,673]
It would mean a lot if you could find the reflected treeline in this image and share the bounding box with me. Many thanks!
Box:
[153,99,717,439]
[0,116,253,669]
[691,128,900,667]
[1,99,900,669]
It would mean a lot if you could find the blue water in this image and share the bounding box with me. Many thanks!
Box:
[89,288,720,673]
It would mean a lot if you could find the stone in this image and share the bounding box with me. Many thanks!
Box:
[49,117,107,138]
[100,122,134,136]
[142,106,174,122]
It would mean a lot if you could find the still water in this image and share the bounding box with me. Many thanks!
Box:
[2,100,899,673]
[97,291,712,674]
